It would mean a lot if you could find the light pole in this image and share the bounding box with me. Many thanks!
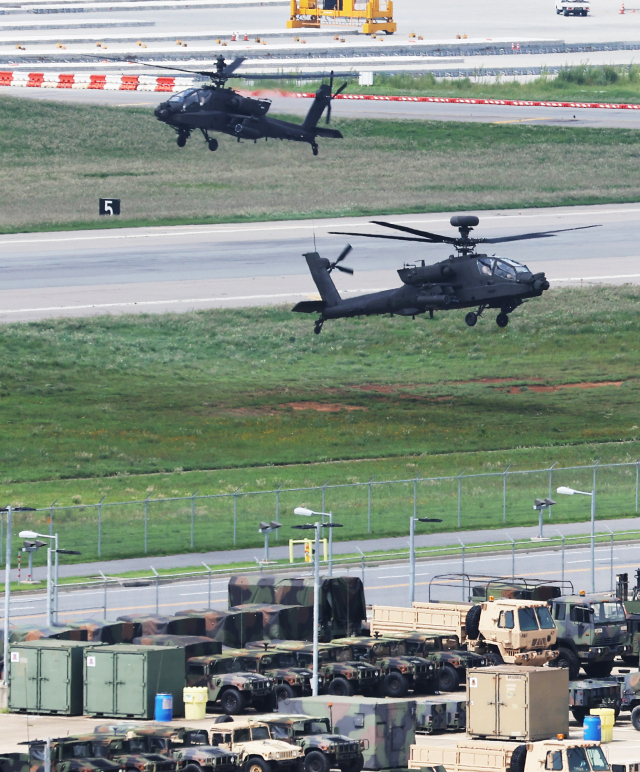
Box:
[18,531,80,626]
[409,516,442,605]
[258,521,281,562]
[293,507,336,575]
[557,486,596,592]
[532,497,556,540]
[292,510,343,697]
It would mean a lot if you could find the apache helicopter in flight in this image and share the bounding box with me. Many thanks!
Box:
[145,55,347,154]
[292,215,598,334]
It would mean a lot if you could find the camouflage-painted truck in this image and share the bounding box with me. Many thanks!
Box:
[382,631,490,692]
[186,654,274,714]
[0,750,121,772]
[93,725,239,772]
[615,671,640,730]
[266,641,381,696]
[568,678,622,725]
[259,714,364,772]
[225,648,313,703]
[62,735,177,772]
[332,636,438,697]
[208,719,304,772]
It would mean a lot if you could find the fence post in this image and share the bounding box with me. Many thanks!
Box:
[151,566,159,613]
[503,465,511,524]
[97,496,106,558]
[555,530,565,585]
[322,480,330,512]
[367,477,374,534]
[203,562,212,607]
[233,488,242,546]
[548,462,557,519]
[190,490,199,549]
[458,539,466,599]
[144,495,151,554]
[457,469,466,528]
[275,484,283,541]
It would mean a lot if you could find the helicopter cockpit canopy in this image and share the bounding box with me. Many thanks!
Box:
[477,257,532,282]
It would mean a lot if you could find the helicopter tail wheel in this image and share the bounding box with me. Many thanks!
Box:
[465,312,478,327]
[177,134,187,148]
[496,313,509,328]
[314,319,324,335]
[208,138,219,152]
[312,143,319,156]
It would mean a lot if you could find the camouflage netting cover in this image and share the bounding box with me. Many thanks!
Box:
[0,626,88,654]
[63,621,129,644]
[132,634,222,658]
[228,576,366,636]
[116,614,206,637]
[178,608,264,648]
[229,604,314,641]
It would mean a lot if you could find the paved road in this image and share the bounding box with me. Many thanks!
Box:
[0,203,639,321]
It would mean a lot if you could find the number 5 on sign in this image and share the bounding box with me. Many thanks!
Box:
[99,199,121,216]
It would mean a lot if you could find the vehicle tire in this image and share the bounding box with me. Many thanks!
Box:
[244,758,270,772]
[622,655,639,666]
[551,647,580,680]
[496,313,509,328]
[177,135,187,147]
[340,758,364,772]
[274,683,295,704]
[510,745,527,772]
[438,664,460,692]
[465,605,482,639]
[183,765,202,772]
[208,138,219,151]
[583,661,614,678]
[465,312,477,327]
[221,687,246,715]
[383,672,409,698]
[632,705,640,732]
[563,8,569,14]
[304,751,330,772]
[571,708,588,726]
[328,676,354,696]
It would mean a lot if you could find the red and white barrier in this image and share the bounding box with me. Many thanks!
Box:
[0,71,196,91]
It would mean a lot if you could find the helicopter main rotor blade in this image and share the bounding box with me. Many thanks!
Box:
[330,231,438,243]
[370,220,458,244]
[480,224,601,244]
[223,56,246,75]
[82,54,216,77]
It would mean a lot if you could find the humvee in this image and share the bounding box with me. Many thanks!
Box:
[61,735,177,772]
[221,648,313,704]
[186,655,273,714]
[258,715,363,772]
[209,719,303,772]
[10,739,128,772]
[332,636,438,697]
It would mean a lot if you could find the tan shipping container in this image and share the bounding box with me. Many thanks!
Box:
[409,740,519,772]
[370,602,472,641]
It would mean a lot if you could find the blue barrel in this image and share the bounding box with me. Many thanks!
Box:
[154,693,173,722]
[583,715,601,742]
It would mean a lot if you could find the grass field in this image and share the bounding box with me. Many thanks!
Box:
[3,95,640,232]
[0,284,639,563]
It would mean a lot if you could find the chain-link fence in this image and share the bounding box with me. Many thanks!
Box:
[1,459,639,567]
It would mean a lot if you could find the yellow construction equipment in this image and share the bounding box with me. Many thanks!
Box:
[287,0,396,35]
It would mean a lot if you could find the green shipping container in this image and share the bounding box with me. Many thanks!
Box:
[9,639,100,715]
[84,644,185,719]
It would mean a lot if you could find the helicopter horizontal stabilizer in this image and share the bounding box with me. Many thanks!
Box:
[314,127,343,139]
[292,300,327,313]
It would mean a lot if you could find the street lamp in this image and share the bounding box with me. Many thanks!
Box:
[258,521,281,562]
[532,498,556,540]
[292,510,343,697]
[556,486,596,592]
[294,507,337,575]
[18,531,80,627]
[409,516,442,605]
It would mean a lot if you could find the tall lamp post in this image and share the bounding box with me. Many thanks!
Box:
[532,497,556,540]
[292,511,343,697]
[409,516,442,605]
[293,507,336,575]
[556,486,596,592]
[18,531,80,626]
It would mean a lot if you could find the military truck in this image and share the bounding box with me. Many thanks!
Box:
[225,648,313,704]
[382,631,490,692]
[266,641,381,696]
[58,735,177,772]
[208,719,303,772]
[186,654,274,714]
[258,714,363,772]
[12,738,143,772]
[0,749,121,772]
[549,592,627,678]
[332,636,438,697]
[93,725,239,772]
[409,738,611,772]
[568,678,622,725]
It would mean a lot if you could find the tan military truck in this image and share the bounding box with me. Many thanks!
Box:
[372,599,558,667]
[409,738,611,772]
[209,719,303,772]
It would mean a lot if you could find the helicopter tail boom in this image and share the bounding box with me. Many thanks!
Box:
[301,84,333,132]
[294,251,343,311]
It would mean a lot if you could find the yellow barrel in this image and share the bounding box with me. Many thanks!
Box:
[590,708,616,742]
[183,687,208,720]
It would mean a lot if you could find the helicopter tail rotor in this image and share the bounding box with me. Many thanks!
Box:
[328,244,354,274]
[326,71,348,124]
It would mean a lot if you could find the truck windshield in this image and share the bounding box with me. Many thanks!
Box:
[301,719,330,735]
[518,607,540,631]
[567,748,591,772]
[591,601,626,623]
[334,647,353,662]
[274,653,297,668]
[586,747,609,771]
[251,727,270,741]
[536,606,555,629]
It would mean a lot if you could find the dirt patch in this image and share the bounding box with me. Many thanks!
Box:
[508,381,625,394]
[282,402,367,412]
[452,377,546,385]
[358,385,397,394]
[225,407,278,416]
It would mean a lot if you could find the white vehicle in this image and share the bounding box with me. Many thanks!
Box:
[556,0,589,15]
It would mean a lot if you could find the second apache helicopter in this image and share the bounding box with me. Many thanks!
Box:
[149,55,346,154]
[292,215,598,334]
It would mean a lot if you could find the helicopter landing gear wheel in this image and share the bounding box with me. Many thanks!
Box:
[314,319,324,335]
[465,312,477,327]
[176,134,187,148]
[496,313,509,328]
[312,143,319,156]
[208,138,219,152]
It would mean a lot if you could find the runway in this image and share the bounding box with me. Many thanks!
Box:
[0,202,638,322]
